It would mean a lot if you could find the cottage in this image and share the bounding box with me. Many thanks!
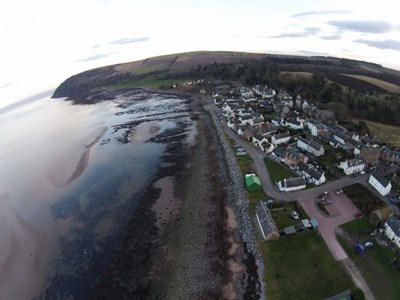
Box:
[277,177,307,192]
[252,134,269,151]
[255,202,279,241]
[297,162,326,185]
[286,119,303,130]
[368,173,392,196]
[383,215,400,248]
[333,131,346,145]
[283,148,308,169]
[339,159,365,175]
[271,132,290,146]
[297,137,325,157]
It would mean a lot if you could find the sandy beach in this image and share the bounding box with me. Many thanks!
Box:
[0,193,47,300]
[47,126,107,187]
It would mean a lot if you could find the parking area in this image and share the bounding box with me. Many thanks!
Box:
[299,191,359,261]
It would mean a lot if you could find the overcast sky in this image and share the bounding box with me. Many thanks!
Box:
[1,0,400,108]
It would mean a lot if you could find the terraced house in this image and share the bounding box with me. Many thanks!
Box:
[297,137,325,157]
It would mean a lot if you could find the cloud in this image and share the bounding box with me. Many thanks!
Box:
[0,81,17,90]
[320,34,342,40]
[270,27,320,38]
[109,37,150,45]
[354,39,400,51]
[77,52,115,62]
[328,20,395,33]
[292,10,351,18]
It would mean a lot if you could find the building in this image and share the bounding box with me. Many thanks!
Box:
[271,147,286,162]
[380,146,400,164]
[271,132,290,146]
[339,159,365,175]
[255,202,279,241]
[368,173,392,196]
[383,215,400,248]
[245,174,261,191]
[307,120,327,137]
[361,147,380,166]
[297,162,326,185]
[297,137,325,157]
[277,177,307,192]
[333,131,346,145]
[283,148,308,169]
[286,119,303,130]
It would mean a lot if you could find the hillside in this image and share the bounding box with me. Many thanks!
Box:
[52,51,400,100]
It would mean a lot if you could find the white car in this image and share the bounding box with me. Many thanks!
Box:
[291,211,299,220]
[364,241,373,248]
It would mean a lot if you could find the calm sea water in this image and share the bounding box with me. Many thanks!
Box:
[0,91,194,299]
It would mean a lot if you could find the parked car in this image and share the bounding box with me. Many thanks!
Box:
[290,211,299,220]
[364,241,373,248]
[336,189,343,195]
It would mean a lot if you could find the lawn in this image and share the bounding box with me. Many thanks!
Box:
[236,154,254,174]
[338,218,400,300]
[362,119,400,147]
[110,78,187,90]
[259,231,355,300]
[264,157,298,183]
[270,202,308,229]
[340,217,374,235]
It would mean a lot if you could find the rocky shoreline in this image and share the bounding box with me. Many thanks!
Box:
[44,88,263,299]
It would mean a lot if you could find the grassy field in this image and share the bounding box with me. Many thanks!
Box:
[340,217,374,235]
[338,218,400,300]
[264,157,298,183]
[279,71,313,78]
[110,78,187,90]
[343,74,400,93]
[270,202,307,229]
[260,231,355,299]
[362,119,400,147]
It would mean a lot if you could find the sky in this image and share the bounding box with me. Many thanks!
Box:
[1,0,400,109]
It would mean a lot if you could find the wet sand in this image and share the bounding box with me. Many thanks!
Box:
[47,126,107,187]
[130,121,160,144]
[0,193,47,300]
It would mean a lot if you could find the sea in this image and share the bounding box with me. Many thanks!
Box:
[0,90,195,299]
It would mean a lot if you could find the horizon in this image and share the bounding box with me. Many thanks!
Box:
[1,0,400,109]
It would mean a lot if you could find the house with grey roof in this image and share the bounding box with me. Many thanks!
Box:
[383,215,400,248]
[285,119,303,130]
[277,177,307,192]
[255,202,279,241]
[297,137,325,157]
[271,132,290,146]
[297,162,326,185]
[339,159,365,175]
[368,173,392,196]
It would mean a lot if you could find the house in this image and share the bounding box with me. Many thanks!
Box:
[286,119,303,130]
[255,202,279,241]
[252,134,269,150]
[368,173,392,196]
[339,159,365,175]
[271,132,290,146]
[271,117,283,127]
[227,117,240,129]
[353,142,365,156]
[239,115,254,126]
[333,131,346,145]
[297,137,325,157]
[297,162,326,185]
[383,215,400,248]
[361,147,380,166]
[307,120,327,137]
[283,148,308,169]
[277,177,307,192]
[380,146,400,164]
[271,147,286,162]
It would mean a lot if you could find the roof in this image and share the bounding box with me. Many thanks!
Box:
[386,215,400,237]
[333,131,346,140]
[309,140,323,151]
[245,174,261,187]
[298,137,308,145]
[371,173,390,188]
[284,226,296,235]
[301,219,311,228]
[361,147,380,156]
[284,177,307,188]
[272,147,287,158]
[309,168,323,180]
[297,162,309,173]
[310,218,319,228]
[287,119,301,126]
[255,202,277,239]
[273,132,290,140]
[347,159,365,167]
[253,134,263,141]
[324,289,352,300]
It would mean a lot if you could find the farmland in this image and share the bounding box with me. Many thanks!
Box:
[343,74,400,93]
[363,119,400,147]
[325,73,388,93]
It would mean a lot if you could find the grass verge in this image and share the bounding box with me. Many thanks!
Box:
[264,157,298,183]
[260,231,355,299]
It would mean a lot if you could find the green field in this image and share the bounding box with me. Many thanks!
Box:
[260,231,355,299]
[264,157,298,183]
[270,202,307,229]
[338,218,400,300]
[110,78,187,90]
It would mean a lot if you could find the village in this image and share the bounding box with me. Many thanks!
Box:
[207,81,400,299]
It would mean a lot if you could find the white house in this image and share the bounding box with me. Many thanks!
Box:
[333,131,346,145]
[383,215,400,248]
[297,163,326,185]
[252,134,269,150]
[271,132,290,146]
[307,120,325,137]
[277,177,307,192]
[297,137,325,157]
[339,159,365,175]
[239,115,254,126]
[368,173,392,196]
[286,119,303,130]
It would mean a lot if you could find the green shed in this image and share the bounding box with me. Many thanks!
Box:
[245,174,261,191]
